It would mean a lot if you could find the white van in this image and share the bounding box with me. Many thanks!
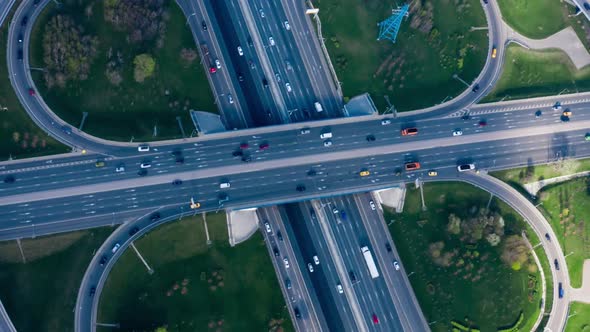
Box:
[220,182,231,189]
[137,145,150,152]
[320,132,332,139]
[314,102,323,112]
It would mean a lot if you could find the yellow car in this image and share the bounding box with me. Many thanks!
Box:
[95,161,105,168]
[359,170,370,177]
[491,47,497,59]
[428,170,438,177]
[190,197,201,209]
[563,109,572,117]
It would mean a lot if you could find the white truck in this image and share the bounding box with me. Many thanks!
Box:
[361,246,379,279]
[314,102,323,112]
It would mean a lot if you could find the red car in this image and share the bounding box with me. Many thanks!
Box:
[259,143,269,150]
[209,67,217,73]
[28,88,35,96]
[478,120,487,127]
[372,314,379,324]
[240,142,249,149]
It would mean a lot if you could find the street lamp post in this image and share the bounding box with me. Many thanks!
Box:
[565,251,574,258]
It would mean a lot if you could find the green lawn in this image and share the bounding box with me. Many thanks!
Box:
[0,0,67,160]
[566,302,590,331]
[492,158,590,187]
[497,0,567,39]
[98,213,292,331]
[483,46,590,102]
[0,228,113,332]
[388,182,543,331]
[318,0,487,112]
[537,178,590,288]
[29,0,215,142]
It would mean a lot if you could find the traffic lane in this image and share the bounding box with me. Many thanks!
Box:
[331,196,402,331]
[3,126,590,212]
[284,203,346,331]
[3,127,590,220]
[207,0,270,127]
[280,0,344,117]
[355,193,426,331]
[223,0,283,125]
[319,197,379,328]
[271,205,331,331]
[258,207,312,330]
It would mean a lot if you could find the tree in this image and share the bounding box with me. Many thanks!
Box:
[501,235,529,269]
[485,233,501,246]
[133,53,156,82]
[447,213,461,235]
[154,327,167,332]
[180,48,197,63]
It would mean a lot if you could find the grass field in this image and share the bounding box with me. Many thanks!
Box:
[483,46,590,102]
[497,0,567,39]
[387,182,543,331]
[537,178,590,288]
[29,0,215,142]
[318,0,487,112]
[566,302,590,331]
[0,0,67,161]
[492,158,590,188]
[0,228,113,332]
[98,213,292,331]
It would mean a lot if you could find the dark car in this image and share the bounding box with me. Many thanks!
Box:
[554,259,560,270]
[461,112,470,120]
[349,270,358,283]
[201,21,207,30]
[285,278,291,289]
[247,36,253,47]
[483,0,488,3]
[273,247,280,257]
[558,282,564,298]
[172,179,183,185]
[545,233,550,241]
[175,156,185,164]
[99,256,107,266]
[262,78,268,87]
[472,84,480,93]
[277,231,283,241]
[33,0,40,5]
[385,243,392,252]
[296,184,306,192]
[89,287,96,297]
[62,125,72,135]
[584,2,590,10]
[150,212,161,222]
[307,169,317,176]
[478,120,487,127]
[340,210,347,220]
[294,307,301,319]
[241,155,252,162]
[366,134,376,142]
[137,169,148,176]
[128,227,139,236]
[3,175,15,184]
[17,49,23,60]
[238,73,244,82]
[232,150,243,157]
[21,16,28,26]
[535,110,542,118]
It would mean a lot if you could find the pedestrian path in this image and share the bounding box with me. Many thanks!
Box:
[570,260,590,303]
[523,171,590,196]
[226,208,259,246]
[502,23,590,69]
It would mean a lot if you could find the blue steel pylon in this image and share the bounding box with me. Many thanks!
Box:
[377,4,409,43]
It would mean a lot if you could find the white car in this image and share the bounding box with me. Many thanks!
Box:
[285,82,292,92]
[393,260,400,271]
[308,263,314,272]
[237,46,243,56]
[269,36,275,46]
[111,243,121,253]
[452,130,463,136]
[228,94,234,104]
[336,283,343,294]
[259,8,265,18]
[369,200,376,210]
[381,119,391,125]
[137,145,150,152]
[457,164,475,172]
[323,140,332,147]
[264,222,272,233]
[275,73,281,82]
[215,59,221,69]
[313,255,320,265]
[115,165,125,173]
[283,257,290,269]
[332,207,339,214]
[140,162,151,169]
[284,20,291,30]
